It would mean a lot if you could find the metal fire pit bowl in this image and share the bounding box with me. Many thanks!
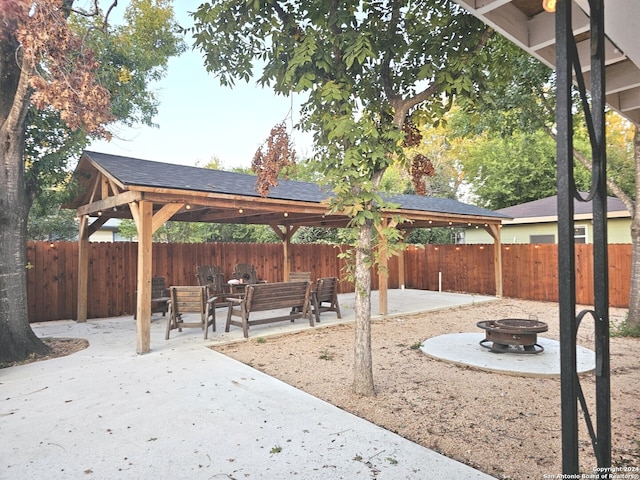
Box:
[476,318,548,354]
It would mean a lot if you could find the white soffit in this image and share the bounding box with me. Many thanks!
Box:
[453,0,640,124]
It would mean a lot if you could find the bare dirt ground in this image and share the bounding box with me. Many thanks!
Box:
[212,298,640,480]
[0,337,88,369]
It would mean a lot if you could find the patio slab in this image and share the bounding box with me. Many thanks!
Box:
[1,289,496,480]
[207,288,498,345]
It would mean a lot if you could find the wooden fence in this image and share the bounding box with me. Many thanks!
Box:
[27,241,631,323]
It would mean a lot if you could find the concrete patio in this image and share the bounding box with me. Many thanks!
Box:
[1,289,497,480]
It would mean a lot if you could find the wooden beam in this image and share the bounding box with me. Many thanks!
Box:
[76,215,89,322]
[269,223,286,242]
[141,189,333,213]
[101,176,110,200]
[107,178,122,196]
[152,203,183,234]
[86,215,109,237]
[129,200,140,228]
[485,223,503,297]
[87,173,101,204]
[77,191,142,216]
[135,200,153,353]
[270,224,300,281]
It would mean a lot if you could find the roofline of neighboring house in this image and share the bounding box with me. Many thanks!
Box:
[502,210,631,225]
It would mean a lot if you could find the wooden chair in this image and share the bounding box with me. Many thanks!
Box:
[165,286,216,340]
[312,277,342,323]
[196,265,231,300]
[230,263,266,289]
[134,276,170,319]
[288,272,312,313]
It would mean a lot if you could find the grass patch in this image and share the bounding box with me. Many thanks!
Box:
[611,316,640,338]
[319,349,334,361]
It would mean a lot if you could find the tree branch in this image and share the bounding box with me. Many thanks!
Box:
[380,0,402,109]
[389,26,494,128]
[102,1,119,32]
[544,124,636,217]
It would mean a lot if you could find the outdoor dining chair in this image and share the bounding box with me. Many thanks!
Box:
[311,277,342,323]
[229,263,266,291]
[196,265,233,301]
[165,286,216,340]
[133,276,170,320]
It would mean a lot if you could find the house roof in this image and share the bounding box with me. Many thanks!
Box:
[65,151,507,231]
[497,193,630,222]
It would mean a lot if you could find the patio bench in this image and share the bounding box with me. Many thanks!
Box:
[225,281,313,338]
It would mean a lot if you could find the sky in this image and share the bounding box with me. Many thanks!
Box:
[88,1,313,170]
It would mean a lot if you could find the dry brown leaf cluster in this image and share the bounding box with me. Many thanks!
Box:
[9,0,113,136]
[252,122,297,197]
[410,153,436,195]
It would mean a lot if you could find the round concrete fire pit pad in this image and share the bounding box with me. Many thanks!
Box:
[420,332,595,378]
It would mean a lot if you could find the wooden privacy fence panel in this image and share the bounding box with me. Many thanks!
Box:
[27,242,353,322]
[500,244,630,307]
[26,241,631,322]
[403,244,496,295]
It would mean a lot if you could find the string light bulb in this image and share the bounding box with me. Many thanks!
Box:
[542,0,556,12]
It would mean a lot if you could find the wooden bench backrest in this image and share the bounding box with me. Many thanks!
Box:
[245,281,310,312]
[316,277,338,302]
[289,272,311,282]
[170,286,206,315]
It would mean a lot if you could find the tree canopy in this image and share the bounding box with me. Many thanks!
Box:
[24,0,185,241]
[0,0,184,363]
[188,0,516,395]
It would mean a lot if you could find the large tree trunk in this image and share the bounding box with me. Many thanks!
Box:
[628,126,640,329]
[0,32,49,363]
[353,220,375,396]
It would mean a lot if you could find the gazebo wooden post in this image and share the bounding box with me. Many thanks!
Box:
[133,200,153,353]
[269,224,299,282]
[377,218,389,316]
[398,230,410,290]
[76,214,89,322]
[485,223,503,297]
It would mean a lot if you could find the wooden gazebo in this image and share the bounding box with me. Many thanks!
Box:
[66,151,508,353]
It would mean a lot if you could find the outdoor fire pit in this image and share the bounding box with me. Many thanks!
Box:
[476,318,548,354]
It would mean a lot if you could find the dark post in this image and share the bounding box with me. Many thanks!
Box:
[589,0,612,468]
[555,0,611,473]
[555,0,579,473]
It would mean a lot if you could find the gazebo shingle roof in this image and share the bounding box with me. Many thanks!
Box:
[79,151,507,222]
